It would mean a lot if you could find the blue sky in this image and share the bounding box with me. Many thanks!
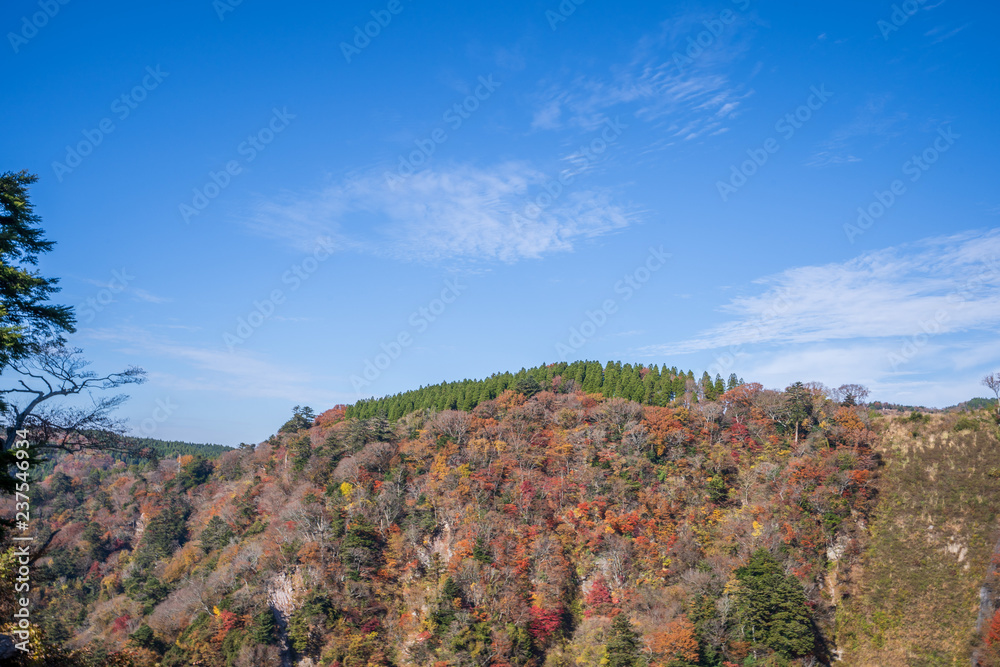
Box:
[4,0,998,444]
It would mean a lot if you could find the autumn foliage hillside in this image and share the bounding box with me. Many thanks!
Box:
[5,368,890,666]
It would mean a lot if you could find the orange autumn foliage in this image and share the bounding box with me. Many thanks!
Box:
[649,615,699,664]
[314,405,347,427]
[643,406,685,456]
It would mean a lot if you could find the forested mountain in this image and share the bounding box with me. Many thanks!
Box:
[347,361,741,420]
[124,438,233,460]
[28,438,232,481]
[2,363,999,666]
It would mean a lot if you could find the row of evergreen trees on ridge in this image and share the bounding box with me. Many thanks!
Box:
[346,360,744,421]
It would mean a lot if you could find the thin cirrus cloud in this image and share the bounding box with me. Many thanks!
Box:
[531,11,756,140]
[532,65,750,141]
[806,95,909,167]
[925,22,972,44]
[86,327,350,406]
[247,162,633,263]
[643,228,1000,356]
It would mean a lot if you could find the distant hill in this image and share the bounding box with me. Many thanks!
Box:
[868,400,939,413]
[124,437,232,461]
[30,437,231,479]
[946,397,999,412]
[869,397,999,414]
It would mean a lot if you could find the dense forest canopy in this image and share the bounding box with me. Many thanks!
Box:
[2,360,1000,666]
[0,363,877,665]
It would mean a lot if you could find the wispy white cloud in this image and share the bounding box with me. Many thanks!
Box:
[807,94,908,166]
[530,10,757,140]
[78,276,172,305]
[130,288,171,304]
[925,22,971,44]
[642,228,1000,356]
[730,339,998,408]
[85,327,350,405]
[248,163,633,263]
[532,67,750,141]
[632,230,1000,407]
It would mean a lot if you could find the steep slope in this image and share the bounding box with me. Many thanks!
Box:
[836,411,1000,665]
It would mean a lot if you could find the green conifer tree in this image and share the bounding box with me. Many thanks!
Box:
[605,613,645,667]
[734,549,815,658]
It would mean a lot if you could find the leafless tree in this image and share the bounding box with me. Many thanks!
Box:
[620,423,648,455]
[374,481,405,534]
[983,372,1000,417]
[834,383,870,407]
[599,397,643,441]
[433,410,473,446]
[603,534,633,588]
[1,344,145,453]
[356,441,396,475]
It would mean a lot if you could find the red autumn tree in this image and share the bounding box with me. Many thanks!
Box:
[528,606,562,644]
[987,608,1000,647]
[584,576,614,617]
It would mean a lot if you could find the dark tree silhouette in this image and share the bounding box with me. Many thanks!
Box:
[1,343,145,454]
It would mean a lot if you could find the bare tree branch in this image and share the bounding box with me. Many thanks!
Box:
[1,343,146,453]
[983,372,1000,416]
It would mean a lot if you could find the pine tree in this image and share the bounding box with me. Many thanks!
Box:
[514,375,542,397]
[603,361,620,397]
[784,381,813,445]
[700,371,713,400]
[0,170,75,369]
[249,610,277,645]
[582,361,603,393]
[605,613,645,667]
[734,549,815,658]
[641,368,657,404]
